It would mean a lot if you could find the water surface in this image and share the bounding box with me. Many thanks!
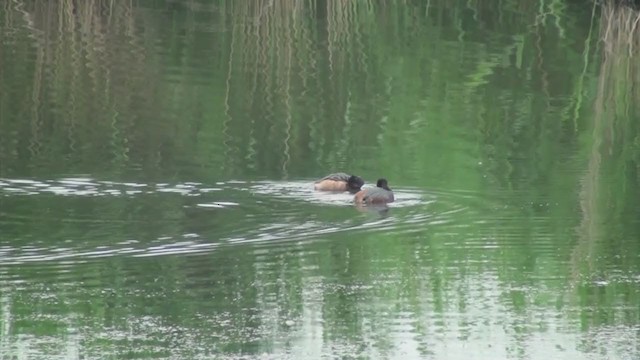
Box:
[1,1,639,359]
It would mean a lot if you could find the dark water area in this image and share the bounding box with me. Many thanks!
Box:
[1,1,639,359]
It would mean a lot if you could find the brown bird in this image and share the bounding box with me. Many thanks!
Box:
[314,173,365,193]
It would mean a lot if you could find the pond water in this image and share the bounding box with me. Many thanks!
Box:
[1,1,639,359]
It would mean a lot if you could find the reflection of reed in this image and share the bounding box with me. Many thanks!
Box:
[1,0,597,183]
[224,1,313,176]
[0,1,164,174]
[28,13,45,159]
[223,7,236,174]
[574,2,640,281]
[211,0,567,181]
[0,0,420,176]
[280,6,293,178]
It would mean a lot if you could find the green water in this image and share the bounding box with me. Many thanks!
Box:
[1,1,639,359]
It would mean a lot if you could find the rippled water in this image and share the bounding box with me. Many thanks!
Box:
[2,1,640,359]
[0,177,431,261]
[2,176,638,359]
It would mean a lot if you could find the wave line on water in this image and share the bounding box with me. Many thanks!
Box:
[0,177,488,264]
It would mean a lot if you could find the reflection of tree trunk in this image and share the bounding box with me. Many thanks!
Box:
[574,2,640,282]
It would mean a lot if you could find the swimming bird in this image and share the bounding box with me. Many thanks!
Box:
[314,173,364,193]
[354,178,394,204]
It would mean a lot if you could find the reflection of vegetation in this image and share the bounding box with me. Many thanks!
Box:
[1,0,640,358]
[574,1,640,283]
[0,0,597,184]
